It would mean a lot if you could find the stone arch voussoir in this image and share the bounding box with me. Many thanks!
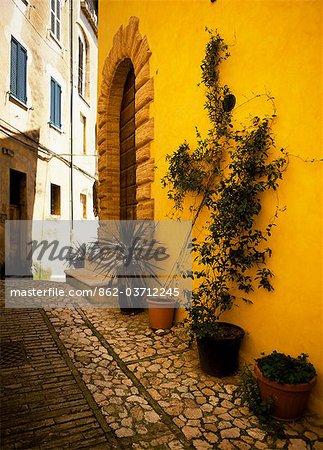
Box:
[98,16,154,221]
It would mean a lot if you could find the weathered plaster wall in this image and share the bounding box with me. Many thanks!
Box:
[98,0,322,414]
[0,0,98,224]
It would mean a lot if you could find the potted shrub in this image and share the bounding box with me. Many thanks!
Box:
[162,31,287,376]
[92,221,155,315]
[255,351,317,421]
[93,221,180,326]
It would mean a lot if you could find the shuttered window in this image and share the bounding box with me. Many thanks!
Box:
[50,78,62,129]
[50,0,61,41]
[78,37,84,96]
[10,37,27,104]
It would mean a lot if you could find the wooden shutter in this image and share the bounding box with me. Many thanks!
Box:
[50,78,55,123]
[10,39,18,96]
[56,83,62,127]
[78,38,84,95]
[50,79,62,128]
[17,44,27,103]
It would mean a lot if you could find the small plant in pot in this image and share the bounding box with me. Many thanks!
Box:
[92,221,163,316]
[66,242,89,269]
[146,295,177,330]
[255,351,317,421]
[162,30,287,377]
[147,300,176,330]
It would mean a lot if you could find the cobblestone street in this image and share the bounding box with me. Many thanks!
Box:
[1,282,323,450]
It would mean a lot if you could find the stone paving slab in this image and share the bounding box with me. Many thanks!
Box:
[84,309,189,363]
[47,305,323,449]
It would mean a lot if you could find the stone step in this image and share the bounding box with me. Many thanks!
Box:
[84,257,100,272]
[65,268,115,305]
[65,268,108,287]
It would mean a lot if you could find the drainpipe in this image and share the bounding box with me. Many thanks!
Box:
[69,0,74,231]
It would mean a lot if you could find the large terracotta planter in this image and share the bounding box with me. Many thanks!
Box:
[254,364,317,421]
[197,322,245,377]
[147,298,176,330]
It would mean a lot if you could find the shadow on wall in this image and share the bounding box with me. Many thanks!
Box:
[0,129,39,279]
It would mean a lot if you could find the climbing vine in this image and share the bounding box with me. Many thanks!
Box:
[162,29,288,338]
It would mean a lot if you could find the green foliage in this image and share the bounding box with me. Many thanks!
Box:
[162,30,287,339]
[66,242,89,268]
[237,365,285,439]
[257,351,317,385]
[32,261,51,280]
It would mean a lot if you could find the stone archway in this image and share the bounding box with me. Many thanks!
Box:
[97,16,154,220]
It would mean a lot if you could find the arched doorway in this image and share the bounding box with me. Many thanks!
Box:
[97,17,155,221]
[120,64,136,220]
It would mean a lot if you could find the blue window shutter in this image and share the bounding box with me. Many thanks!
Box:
[10,39,18,96]
[10,38,27,103]
[54,83,59,126]
[50,78,55,123]
[57,83,62,127]
[50,78,62,128]
[17,45,27,103]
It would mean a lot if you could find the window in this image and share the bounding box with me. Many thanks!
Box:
[78,31,89,98]
[50,0,61,41]
[80,114,86,154]
[50,78,62,129]
[10,37,27,104]
[80,194,87,219]
[50,184,61,215]
[78,37,84,96]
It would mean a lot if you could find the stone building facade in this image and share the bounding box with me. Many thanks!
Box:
[0,0,98,275]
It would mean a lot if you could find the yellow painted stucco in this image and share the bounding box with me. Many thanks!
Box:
[98,0,323,415]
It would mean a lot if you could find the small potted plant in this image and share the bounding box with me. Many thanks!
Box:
[146,229,191,330]
[146,297,176,330]
[93,221,161,316]
[255,351,317,421]
[66,242,89,269]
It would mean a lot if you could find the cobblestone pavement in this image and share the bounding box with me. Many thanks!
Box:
[0,285,119,449]
[1,282,323,449]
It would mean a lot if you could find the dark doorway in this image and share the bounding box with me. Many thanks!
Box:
[10,169,27,220]
[8,169,29,276]
[120,65,136,220]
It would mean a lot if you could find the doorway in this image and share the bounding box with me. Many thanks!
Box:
[120,65,136,220]
[9,169,27,220]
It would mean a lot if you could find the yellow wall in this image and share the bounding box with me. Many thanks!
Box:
[98,0,323,414]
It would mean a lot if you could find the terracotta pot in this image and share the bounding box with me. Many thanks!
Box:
[147,298,176,330]
[197,322,245,377]
[254,363,317,421]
